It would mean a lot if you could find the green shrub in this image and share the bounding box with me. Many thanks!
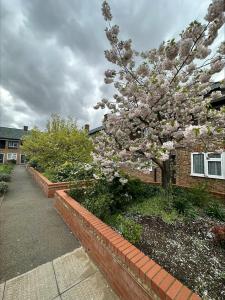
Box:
[0,173,11,182]
[0,164,13,175]
[68,187,89,203]
[50,162,95,182]
[125,179,161,200]
[104,178,161,212]
[206,202,225,221]
[128,195,183,224]
[84,193,112,219]
[186,184,213,208]
[0,181,8,195]
[69,186,112,219]
[116,215,142,244]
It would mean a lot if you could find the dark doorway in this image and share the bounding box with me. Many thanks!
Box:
[21,155,26,164]
[0,153,4,163]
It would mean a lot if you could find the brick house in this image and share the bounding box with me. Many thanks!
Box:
[0,126,29,164]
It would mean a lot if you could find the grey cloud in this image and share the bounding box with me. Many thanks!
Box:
[0,0,218,130]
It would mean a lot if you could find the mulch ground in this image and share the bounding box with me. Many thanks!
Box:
[131,214,225,300]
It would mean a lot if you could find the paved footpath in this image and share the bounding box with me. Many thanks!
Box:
[0,248,118,300]
[0,165,79,282]
[0,166,118,299]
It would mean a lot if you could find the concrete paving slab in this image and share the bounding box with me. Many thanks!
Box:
[53,248,97,294]
[0,283,5,300]
[3,262,58,300]
[61,271,118,300]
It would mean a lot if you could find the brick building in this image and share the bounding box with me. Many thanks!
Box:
[0,126,29,164]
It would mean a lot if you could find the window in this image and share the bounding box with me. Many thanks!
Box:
[192,153,205,175]
[207,153,222,178]
[8,141,19,148]
[7,153,17,161]
[191,152,225,179]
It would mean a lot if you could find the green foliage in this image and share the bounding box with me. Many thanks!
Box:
[0,174,11,182]
[69,186,112,219]
[106,214,142,244]
[84,194,112,219]
[99,178,161,212]
[128,195,183,224]
[0,181,8,195]
[51,162,95,182]
[185,184,213,208]
[22,114,93,170]
[206,201,225,221]
[0,164,13,175]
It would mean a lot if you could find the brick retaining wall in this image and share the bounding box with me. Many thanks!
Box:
[54,189,201,300]
[27,167,92,198]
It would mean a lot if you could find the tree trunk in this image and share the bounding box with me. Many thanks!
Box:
[161,160,172,191]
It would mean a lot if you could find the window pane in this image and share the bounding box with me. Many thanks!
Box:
[208,161,222,176]
[193,153,204,174]
[208,153,221,159]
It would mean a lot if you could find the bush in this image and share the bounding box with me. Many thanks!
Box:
[187,184,213,208]
[69,187,90,203]
[69,186,112,219]
[0,181,8,195]
[0,164,13,175]
[22,115,93,171]
[105,214,142,244]
[0,173,11,182]
[53,162,94,182]
[104,178,161,212]
[128,195,183,224]
[206,201,225,221]
[84,193,112,219]
[125,179,161,200]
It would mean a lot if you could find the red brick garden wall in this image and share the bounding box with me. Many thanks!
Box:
[27,167,91,198]
[54,190,201,300]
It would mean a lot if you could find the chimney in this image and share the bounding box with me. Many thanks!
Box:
[23,126,28,131]
[103,114,108,122]
[84,124,90,132]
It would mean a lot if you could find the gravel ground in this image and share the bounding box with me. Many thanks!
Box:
[132,215,225,300]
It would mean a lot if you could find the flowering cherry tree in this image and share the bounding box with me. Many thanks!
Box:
[94,0,225,189]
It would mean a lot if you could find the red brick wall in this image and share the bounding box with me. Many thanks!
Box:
[122,166,162,184]
[176,149,225,197]
[27,167,94,198]
[54,190,201,300]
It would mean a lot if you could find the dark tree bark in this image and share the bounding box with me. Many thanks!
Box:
[161,160,172,191]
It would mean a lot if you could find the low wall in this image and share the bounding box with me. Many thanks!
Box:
[54,190,201,300]
[27,167,91,198]
[124,167,225,201]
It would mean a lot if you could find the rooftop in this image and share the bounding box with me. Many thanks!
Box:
[0,127,29,140]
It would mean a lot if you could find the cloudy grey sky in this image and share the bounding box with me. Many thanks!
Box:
[0,0,221,130]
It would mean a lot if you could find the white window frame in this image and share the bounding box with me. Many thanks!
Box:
[8,140,19,148]
[7,153,17,161]
[191,152,225,180]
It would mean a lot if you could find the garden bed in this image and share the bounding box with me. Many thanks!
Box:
[27,166,94,197]
[67,177,225,300]
[133,215,225,300]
